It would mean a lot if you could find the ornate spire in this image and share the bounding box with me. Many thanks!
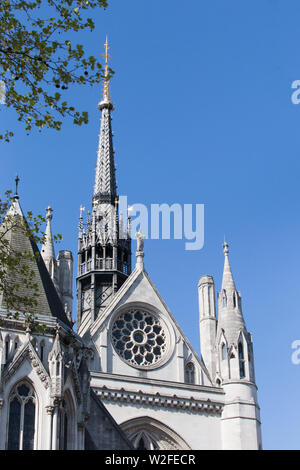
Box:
[217,241,245,346]
[49,329,63,361]
[101,36,112,104]
[76,40,132,335]
[93,37,116,204]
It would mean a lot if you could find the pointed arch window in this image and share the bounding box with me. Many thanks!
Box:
[59,394,75,450]
[207,285,211,315]
[137,436,146,450]
[233,292,236,308]
[7,382,36,450]
[185,362,195,384]
[247,342,251,363]
[106,245,113,258]
[238,342,246,379]
[14,336,19,352]
[5,336,10,362]
[132,431,159,450]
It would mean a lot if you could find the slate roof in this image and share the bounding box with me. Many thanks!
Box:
[0,198,72,328]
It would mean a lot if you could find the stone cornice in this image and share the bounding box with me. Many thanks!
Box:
[94,385,224,415]
[91,371,224,395]
[0,312,56,336]
[222,379,258,390]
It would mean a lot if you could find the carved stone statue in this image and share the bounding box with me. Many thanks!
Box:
[135,228,145,252]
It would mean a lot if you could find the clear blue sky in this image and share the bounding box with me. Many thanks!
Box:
[1,0,300,450]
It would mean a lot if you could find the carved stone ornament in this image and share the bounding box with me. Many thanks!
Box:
[111,309,169,369]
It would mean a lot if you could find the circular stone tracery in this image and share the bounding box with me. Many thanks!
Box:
[111,309,167,368]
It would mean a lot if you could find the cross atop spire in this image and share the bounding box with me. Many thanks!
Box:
[94,38,117,203]
[99,36,114,109]
[46,206,53,221]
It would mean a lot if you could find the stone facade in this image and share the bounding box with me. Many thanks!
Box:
[0,43,262,449]
[0,198,132,450]
[72,51,262,449]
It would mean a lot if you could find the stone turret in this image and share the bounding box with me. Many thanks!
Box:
[41,207,73,321]
[41,207,60,293]
[198,275,217,381]
[216,242,262,449]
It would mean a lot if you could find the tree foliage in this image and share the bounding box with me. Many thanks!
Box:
[0,0,108,141]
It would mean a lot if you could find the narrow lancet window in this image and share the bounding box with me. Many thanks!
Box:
[185,362,195,384]
[238,342,246,379]
[5,336,10,362]
[222,290,227,308]
[221,343,227,360]
[40,341,45,363]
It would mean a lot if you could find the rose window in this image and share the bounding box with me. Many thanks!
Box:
[111,310,167,367]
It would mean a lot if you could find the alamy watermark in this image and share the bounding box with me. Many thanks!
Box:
[89,196,205,251]
[119,196,204,251]
[291,340,300,364]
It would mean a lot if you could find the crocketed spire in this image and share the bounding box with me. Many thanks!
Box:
[93,38,117,204]
[76,39,132,335]
[48,330,63,361]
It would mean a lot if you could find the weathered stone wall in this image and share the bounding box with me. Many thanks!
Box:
[85,390,133,450]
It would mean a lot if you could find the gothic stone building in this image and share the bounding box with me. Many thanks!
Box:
[0,44,262,450]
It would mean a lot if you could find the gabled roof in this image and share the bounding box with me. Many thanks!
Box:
[90,265,212,384]
[3,339,51,389]
[0,198,72,328]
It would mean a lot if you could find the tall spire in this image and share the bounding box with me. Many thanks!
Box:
[217,241,245,346]
[216,242,261,448]
[221,241,236,291]
[93,37,116,204]
[77,39,132,336]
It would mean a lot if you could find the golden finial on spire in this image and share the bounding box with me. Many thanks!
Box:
[100,36,113,103]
